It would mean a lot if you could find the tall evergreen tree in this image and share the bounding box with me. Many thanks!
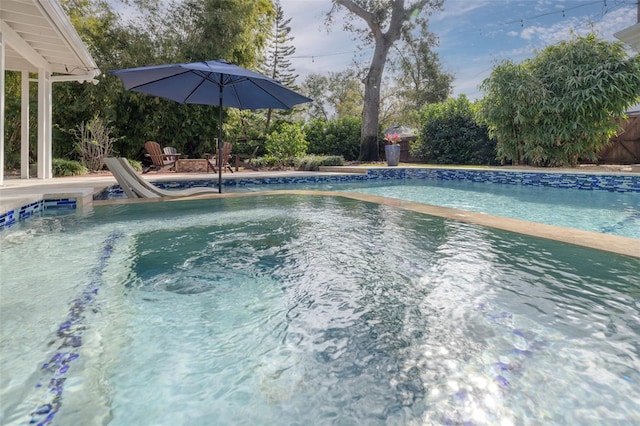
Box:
[261,0,299,130]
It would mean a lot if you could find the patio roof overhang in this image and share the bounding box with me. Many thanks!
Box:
[1,0,100,185]
[1,0,99,81]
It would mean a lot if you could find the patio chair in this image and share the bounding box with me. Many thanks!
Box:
[163,146,187,159]
[143,141,180,173]
[104,157,220,198]
[205,142,234,173]
[234,145,260,171]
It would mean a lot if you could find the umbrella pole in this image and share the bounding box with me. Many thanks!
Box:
[218,83,223,194]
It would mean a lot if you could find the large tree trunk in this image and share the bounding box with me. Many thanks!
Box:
[335,0,434,162]
[359,42,390,161]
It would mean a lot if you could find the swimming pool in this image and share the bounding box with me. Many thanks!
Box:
[91,168,640,239]
[1,194,639,425]
[336,180,640,239]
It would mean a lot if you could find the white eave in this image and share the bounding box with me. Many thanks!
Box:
[1,0,100,82]
[614,22,640,53]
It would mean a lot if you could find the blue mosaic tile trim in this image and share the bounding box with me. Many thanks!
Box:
[44,198,77,210]
[394,168,639,193]
[0,209,17,228]
[28,232,122,425]
[154,180,217,190]
[221,174,371,189]
[0,199,78,230]
[93,168,640,200]
[19,200,44,220]
[0,201,42,230]
[93,185,126,200]
[367,168,407,180]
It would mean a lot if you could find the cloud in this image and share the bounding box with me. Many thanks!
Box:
[431,0,493,21]
[282,1,364,80]
[454,5,637,100]
[516,7,635,46]
[534,0,561,13]
[281,0,637,102]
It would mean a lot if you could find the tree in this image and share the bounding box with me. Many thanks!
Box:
[104,0,274,158]
[479,34,640,167]
[328,69,364,119]
[168,0,274,66]
[55,0,135,159]
[330,0,444,161]
[151,0,275,157]
[6,0,277,168]
[301,69,363,120]
[261,0,299,130]
[2,72,31,170]
[391,27,452,126]
[302,74,331,120]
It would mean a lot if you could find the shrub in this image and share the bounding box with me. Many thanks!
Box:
[478,34,640,166]
[295,155,345,171]
[413,96,497,165]
[249,156,271,169]
[305,117,361,161]
[52,158,88,177]
[248,155,344,171]
[124,158,142,172]
[72,115,118,172]
[265,122,308,168]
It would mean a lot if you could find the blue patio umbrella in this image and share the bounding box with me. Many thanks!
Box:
[110,59,312,192]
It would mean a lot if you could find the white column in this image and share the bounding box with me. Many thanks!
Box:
[44,72,52,179]
[0,31,5,186]
[21,71,29,178]
[37,69,51,179]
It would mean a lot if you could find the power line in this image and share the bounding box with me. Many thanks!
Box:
[286,0,636,65]
[290,47,376,65]
[502,0,602,26]
[290,50,359,59]
[500,0,637,27]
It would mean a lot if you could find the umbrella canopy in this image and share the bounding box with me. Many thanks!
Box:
[110,59,312,192]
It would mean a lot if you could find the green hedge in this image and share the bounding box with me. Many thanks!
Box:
[413,96,497,165]
[305,117,361,161]
[295,155,345,171]
[249,155,344,171]
[52,158,88,177]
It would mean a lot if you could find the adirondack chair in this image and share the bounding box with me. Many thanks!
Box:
[205,142,234,173]
[163,146,185,159]
[143,141,180,173]
[234,145,260,171]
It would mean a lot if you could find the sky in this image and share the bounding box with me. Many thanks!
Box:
[279,0,638,100]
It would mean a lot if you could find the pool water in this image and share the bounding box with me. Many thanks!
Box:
[235,179,640,238]
[1,195,639,425]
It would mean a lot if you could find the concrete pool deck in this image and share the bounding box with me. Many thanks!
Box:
[0,169,349,213]
[1,165,639,259]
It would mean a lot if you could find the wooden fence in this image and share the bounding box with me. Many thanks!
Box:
[599,113,640,164]
[399,137,420,162]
